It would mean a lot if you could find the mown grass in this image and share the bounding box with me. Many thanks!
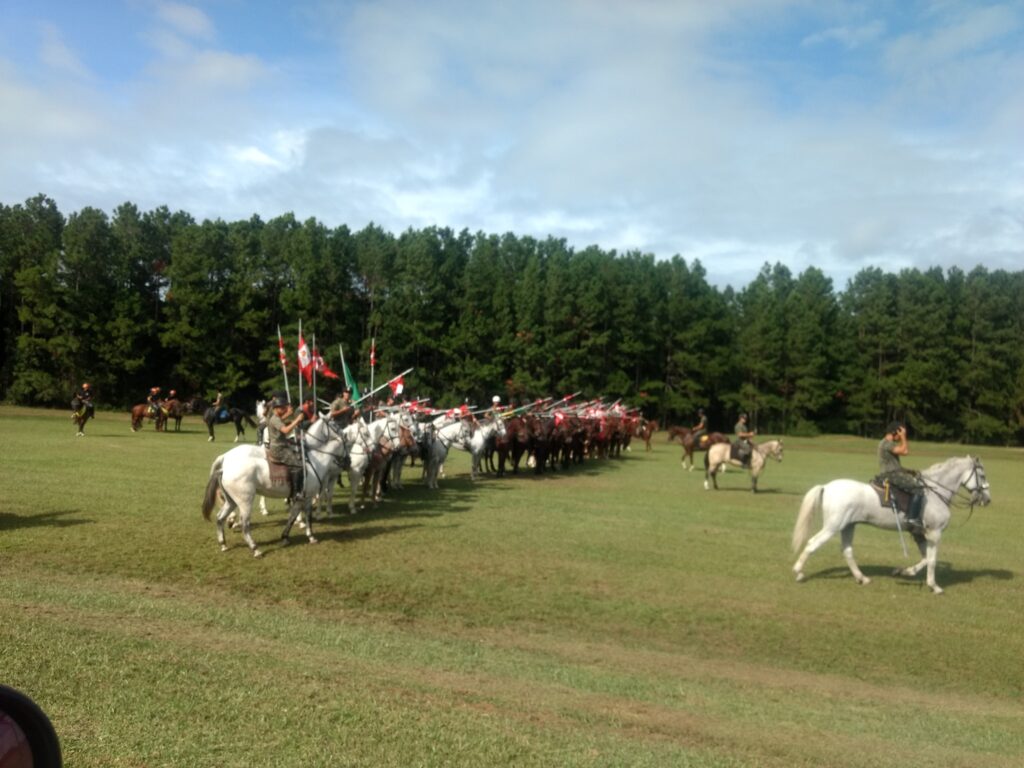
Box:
[1,405,1022,767]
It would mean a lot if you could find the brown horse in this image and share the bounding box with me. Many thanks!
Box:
[668,425,729,470]
[636,419,659,451]
[130,402,166,432]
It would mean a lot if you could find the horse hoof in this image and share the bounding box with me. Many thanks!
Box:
[308,536,318,544]
[703,481,709,490]
[280,537,290,547]
[930,585,944,595]
[253,549,263,558]
[220,545,229,553]
[795,572,805,582]
[857,576,872,585]
[208,436,214,442]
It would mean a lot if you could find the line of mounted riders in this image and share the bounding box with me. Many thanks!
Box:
[69,383,254,440]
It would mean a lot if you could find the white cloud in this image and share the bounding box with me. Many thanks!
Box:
[155,2,215,42]
[39,22,92,79]
[0,0,1020,291]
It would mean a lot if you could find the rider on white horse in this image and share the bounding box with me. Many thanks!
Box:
[267,392,306,500]
[877,420,925,530]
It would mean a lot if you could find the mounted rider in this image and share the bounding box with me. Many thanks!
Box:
[147,386,162,417]
[733,413,756,467]
[691,407,708,448]
[267,392,306,500]
[72,382,95,419]
[329,388,357,426]
[300,394,319,424]
[876,420,925,531]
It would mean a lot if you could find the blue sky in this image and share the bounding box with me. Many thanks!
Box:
[1,0,1021,290]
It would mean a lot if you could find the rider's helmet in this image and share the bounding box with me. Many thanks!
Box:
[82,382,91,389]
[169,389,177,397]
[492,395,501,404]
[151,386,160,394]
[698,407,705,415]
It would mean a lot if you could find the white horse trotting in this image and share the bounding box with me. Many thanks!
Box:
[791,456,990,594]
[704,439,784,492]
[201,417,352,557]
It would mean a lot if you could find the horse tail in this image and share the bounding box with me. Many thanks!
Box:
[244,414,258,428]
[201,455,225,521]
[792,485,824,553]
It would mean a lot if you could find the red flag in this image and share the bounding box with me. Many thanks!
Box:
[314,348,339,379]
[388,374,404,397]
[297,334,313,385]
[370,339,376,368]
[277,332,288,368]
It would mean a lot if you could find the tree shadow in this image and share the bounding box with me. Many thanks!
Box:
[0,510,92,531]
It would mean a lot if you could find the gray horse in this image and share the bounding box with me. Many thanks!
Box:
[791,456,990,594]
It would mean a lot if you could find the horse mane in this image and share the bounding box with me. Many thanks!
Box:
[922,455,972,477]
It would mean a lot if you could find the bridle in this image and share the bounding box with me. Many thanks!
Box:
[920,457,990,514]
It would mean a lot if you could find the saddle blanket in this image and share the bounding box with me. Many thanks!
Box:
[265,451,291,487]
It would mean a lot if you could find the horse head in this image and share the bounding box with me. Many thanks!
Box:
[967,456,992,508]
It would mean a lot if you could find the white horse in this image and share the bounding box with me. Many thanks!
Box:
[704,439,784,492]
[201,417,353,557]
[342,414,404,513]
[450,415,507,480]
[387,410,422,490]
[424,418,471,490]
[791,456,990,594]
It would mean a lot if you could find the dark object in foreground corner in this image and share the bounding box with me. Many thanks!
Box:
[0,685,62,767]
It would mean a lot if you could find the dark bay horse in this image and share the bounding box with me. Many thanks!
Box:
[204,406,258,443]
[668,425,729,470]
[71,396,94,437]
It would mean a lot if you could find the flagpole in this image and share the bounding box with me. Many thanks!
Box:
[277,325,291,402]
[352,368,413,407]
[369,336,376,395]
[297,319,303,407]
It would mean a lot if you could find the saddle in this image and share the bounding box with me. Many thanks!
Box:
[870,477,913,515]
[264,450,291,487]
[730,443,750,466]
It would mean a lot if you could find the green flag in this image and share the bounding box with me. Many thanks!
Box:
[342,359,361,401]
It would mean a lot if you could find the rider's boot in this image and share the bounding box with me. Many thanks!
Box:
[905,493,925,531]
[289,467,305,501]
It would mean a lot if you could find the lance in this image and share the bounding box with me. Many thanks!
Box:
[277,325,291,402]
[352,368,414,407]
[540,392,581,413]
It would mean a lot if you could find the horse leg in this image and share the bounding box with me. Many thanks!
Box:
[207,421,215,442]
[214,499,236,551]
[894,533,943,593]
[839,525,870,585]
[792,525,839,583]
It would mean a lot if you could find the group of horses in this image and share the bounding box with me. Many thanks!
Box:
[202,405,645,558]
[194,400,991,594]
[128,397,256,441]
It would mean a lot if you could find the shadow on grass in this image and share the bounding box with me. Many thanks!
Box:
[0,510,92,531]
[802,563,1015,586]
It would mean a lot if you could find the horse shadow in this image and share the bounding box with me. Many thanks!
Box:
[804,563,1015,586]
[0,510,92,531]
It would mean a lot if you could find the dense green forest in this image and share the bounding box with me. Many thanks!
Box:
[2,194,1023,443]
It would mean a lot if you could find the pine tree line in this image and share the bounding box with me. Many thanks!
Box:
[2,194,1023,443]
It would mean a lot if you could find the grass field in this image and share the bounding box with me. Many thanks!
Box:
[1,405,1023,767]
